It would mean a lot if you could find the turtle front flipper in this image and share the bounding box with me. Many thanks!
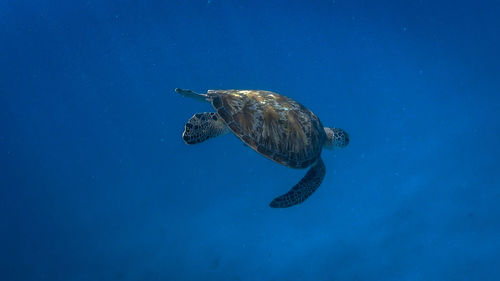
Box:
[182,112,229,144]
[269,158,326,208]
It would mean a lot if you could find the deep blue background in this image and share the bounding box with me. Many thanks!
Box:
[1,1,499,280]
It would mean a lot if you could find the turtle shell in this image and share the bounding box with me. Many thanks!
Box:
[207,90,326,169]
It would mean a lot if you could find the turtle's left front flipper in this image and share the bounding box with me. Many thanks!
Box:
[269,158,326,208]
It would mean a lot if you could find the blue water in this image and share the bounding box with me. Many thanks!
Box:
[1,1,499,280]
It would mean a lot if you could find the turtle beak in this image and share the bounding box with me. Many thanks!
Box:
[323,127,349,149]
[338,130,349,147]
[333,128,349,148]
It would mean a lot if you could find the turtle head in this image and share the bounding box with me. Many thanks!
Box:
[323,127,349,150]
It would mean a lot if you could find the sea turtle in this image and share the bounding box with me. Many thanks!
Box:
[175,88,349,208]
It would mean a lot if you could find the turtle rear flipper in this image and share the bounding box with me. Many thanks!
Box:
[269,158,326,208]
[175,88,209,103]
[182,112,229,144]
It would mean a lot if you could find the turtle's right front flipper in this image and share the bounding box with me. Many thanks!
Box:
[175,88,209,103]
[269,157,326,208]
[182,112,229,144]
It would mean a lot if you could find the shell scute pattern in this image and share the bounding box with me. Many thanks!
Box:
[207,90,325,168]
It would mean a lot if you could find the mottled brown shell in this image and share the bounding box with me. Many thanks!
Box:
[207,90,326,169]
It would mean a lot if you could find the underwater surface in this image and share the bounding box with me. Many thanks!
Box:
[1,0,499,280]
